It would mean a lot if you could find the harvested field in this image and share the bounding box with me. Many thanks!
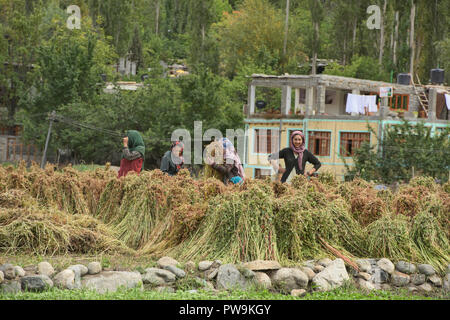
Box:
[0,162,449,272]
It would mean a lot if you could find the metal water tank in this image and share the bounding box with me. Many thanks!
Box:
[430,69,444,84]
[397,73,411,85]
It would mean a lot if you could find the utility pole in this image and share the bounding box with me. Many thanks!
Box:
[41,111,56,169]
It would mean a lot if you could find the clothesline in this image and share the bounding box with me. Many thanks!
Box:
[346,94,378,114]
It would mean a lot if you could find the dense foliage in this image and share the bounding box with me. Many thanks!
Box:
[1,0,449,170]
[347,121,450,184]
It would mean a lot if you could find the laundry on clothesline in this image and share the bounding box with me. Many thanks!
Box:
[346,94,378,114]
[445,94,450,111]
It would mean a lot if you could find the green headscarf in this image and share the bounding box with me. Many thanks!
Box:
[124,130,145,161]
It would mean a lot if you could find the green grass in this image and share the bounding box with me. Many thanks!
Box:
[0,285,447,300]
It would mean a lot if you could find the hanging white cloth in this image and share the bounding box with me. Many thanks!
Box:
[364,95,378,113]
[346,94,361,113]
[445,94,450,110]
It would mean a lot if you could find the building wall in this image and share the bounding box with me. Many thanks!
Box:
[245,119,380,181]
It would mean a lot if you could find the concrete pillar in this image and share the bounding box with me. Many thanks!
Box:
[427,88,437,121]
[317,85,326,114]
[380,96,389,119]
[294,88,300,114]
[281,85,292,115]
[248,85,256,116]
[306,87,314,116]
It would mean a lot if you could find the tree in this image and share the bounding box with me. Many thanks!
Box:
[347,121,450,183]
[213,0,307,77]
[308,0,323,75]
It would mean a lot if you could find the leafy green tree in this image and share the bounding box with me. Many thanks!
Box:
[324,55,390,81]
[347,121,450,183]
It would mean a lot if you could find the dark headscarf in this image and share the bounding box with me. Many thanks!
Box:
[124,130,145,169]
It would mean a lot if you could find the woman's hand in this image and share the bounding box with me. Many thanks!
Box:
[123,137,128,148]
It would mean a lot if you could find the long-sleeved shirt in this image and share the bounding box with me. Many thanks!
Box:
[211,161,240,185]
[122,147,143,160]
[160,151,182,176]
[268,148,321,183]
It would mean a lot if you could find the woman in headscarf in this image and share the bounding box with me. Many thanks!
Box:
[206,137,245,185]
[160,140,184,176]
[118,130,145,178]
[268,130,321,183]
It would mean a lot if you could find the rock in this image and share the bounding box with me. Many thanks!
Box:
[216,264,249,290]
[68,264,88,277]
[155,286,175,293]
[14,266,26,278]
[239,267,256,279]
[427,274,442,287]
[358,272,371,281]
[356,259,372,273]
[391,271,410,287]
[198,261,214,271]
[157,256,179,269]
[299,267,315,281]
[205,268,219,280]
[377,258,395,274]
[81,271,142,294]
[88,262,102,275]
[0,271,4,283]
[211,260,222,268]
[0,280,21,294]
[291,289,306,297]
[37,262,55,277]
[142,273,165,286]
[164,265,186,279]
[418,283,433,292]
[242,260,281,271]
[407,286,418,293]
[0,264,15,280]
[302,260,316,269]
[184,261,196,273]
[313,265,325,273]
[21,275,53,292]
[272,268,308,292]
[67,265,84,289]
[357,278,375,291]
[143,268,176,285]
[317,258,333,267]
[312,259,349,292]
[370,267,389,284]
[410,274,426,285]
[417,264,436,276]
[53,270,76,290]
[254,272,271,289]
[395,261,416,274]
[443,274,449,292]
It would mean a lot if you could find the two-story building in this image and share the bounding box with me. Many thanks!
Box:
[243,73,449,181]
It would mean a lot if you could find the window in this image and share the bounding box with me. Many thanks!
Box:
[254,129,279,154]
[389,94,409,111]
[308,131,331,156]
[254,168,272,179]
[340,132,370,156]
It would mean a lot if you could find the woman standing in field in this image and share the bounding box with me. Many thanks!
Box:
[268,130,321,183]
[118,130,145,178]
[160,141,184,176]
